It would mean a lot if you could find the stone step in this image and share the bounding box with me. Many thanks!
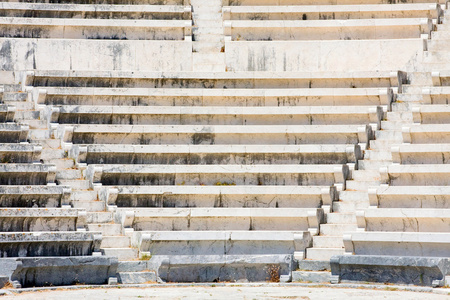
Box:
[118,261,152,272]
[193,52,225,64]
[400,86,424,94]
[14,110,39,120]
[193,64,226,72]
[297,260,330,272]
[72,200,105,212]
[70,190,98,201]
[351,170,380,181]
[395,94,425,102]
[391,102,415,112]
[333,201,370,212]
[357,160,393,169]
[33,139,61,149]
[292,271,331,283]
[3,93,27,101]
[88,224,122,236]
[118,272,157,284]
[193,19,223,27]
[339,191,369,202]
[386,111,414,122]
[5,102,35,110]
[326,213,356,224]
[363,150,392,160]
[102,248,138,261]
[320,224,357,236]
[101,236,130,248]
[345,180,380,192]
[193,27,223,34]
[55,169,82,180]
[375,130,403,142]
[86,212,114,224]
[369,139,401,150]
[41,148,65,160]
[380,121,407,130]
[193,33,223,42]
[48,158,75,169]
[306,248,345,261]
[193,41,223,52]
[313,236,344,248]
[29,129,50,140]
[57,179,90,190]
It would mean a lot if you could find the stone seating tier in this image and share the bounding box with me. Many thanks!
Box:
[0,185,71,207]
[423,86,450,103]
[35,87,394,107]
[86,163,350,186]
[58,124,374,146]
[0,231,102,257]
[100,185,337,208]
[132,230,312,257]
[343,232,450,257]
[0,18,192,40]
[391,143,450,164]
[24,70,405,89]
[70,144,361,165]
[0,208,87,232]
[411,104,450,123]
[369,185,450,208]
[0,104,15,122]
[224,18,432,41]
[0,144,41,164]
[0,3,192,20]
[48,105,384,126]
[117,207,324,232]
[0,124,29,143]
[402,124,450,143]
[223,3,443,21]
[356,208,450,232]
[0,163,56,185]
[380,164,450,185]
[222,0,444,6]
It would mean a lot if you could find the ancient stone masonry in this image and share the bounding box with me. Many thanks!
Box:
[0,0,448,287]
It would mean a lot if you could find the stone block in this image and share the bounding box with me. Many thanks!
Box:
[0,256,118,288]
[381,164,450,186]
[391,144,450,164]
[369,185,450,208]
[330,255,450,287]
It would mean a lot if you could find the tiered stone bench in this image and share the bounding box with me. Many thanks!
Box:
[0,3,192,20]
[86,164,350,186]
[35,86,394,106]
[0,144,41,163]
[0,163,56,185]
[0,185,71,207]
[0,231,102,257]
[0,124,29,143]
[0,208,87,232]
[59,124,374,146]
[48,105,384,126]
[70,144,362,165]
[380,164,450,185]
[224,18,432,41]
[222,3,443,21]
[391,144,450,164]
[369,185,450,208]
[100,185,337,208]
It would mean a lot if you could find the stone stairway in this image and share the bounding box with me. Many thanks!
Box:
[191,0,226,72]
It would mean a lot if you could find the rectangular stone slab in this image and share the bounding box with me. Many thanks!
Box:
[330,255,449,287]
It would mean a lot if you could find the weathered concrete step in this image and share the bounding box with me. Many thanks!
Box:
[326,213,356,224]
[57,179,90,190]
[102,248,138,261]
[320,224,357,236]
[292,271,331,283]
[358,160,393,169]
[70,190,98,201]
[86,212,113,224]
[313,236,344,248]
[88,224,122,236]
[297,260,330,272]
[333,201,370,212]
[345,180,380,191]
[118,272,157,284]
[306,248,345,261]
[101,236,130,248]
[339,191,369,202]
[72,200,105,212]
